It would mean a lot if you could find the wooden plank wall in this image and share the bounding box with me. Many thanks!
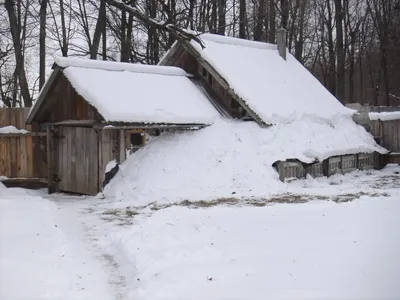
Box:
[0,108,47,178]
[55,126,99,195]
[369,106,400,152]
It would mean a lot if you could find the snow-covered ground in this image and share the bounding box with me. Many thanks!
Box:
[1,165,399,299]
[0,185,115,300]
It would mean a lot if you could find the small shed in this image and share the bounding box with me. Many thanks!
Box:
[26,57,219,195]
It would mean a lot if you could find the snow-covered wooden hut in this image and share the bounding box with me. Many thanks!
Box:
[27,33,386,195]
[26,57,219,195]
[159,33,387,178]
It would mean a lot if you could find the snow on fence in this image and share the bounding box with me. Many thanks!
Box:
[0,108,47,180]
[346,104,400,165]
[368,106,400,165]
[276,152,381,181]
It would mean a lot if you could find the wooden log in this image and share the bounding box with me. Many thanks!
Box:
[119,129,126,163]
[46,126,55,193]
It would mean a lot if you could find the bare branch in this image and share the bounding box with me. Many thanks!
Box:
[104,0,206,48]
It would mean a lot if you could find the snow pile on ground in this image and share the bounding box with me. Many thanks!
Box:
[0,187,114,300]
[105,118,385,206]
[188,34,354,124]
[369,111,400,121]
[0,125,29,134]
[94,166,400,299]
[105,119,285,205]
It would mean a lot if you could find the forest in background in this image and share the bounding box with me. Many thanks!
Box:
[0,0,399,108]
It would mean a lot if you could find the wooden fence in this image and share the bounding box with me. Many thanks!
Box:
[369,106,400,153]
[0,108,47,179]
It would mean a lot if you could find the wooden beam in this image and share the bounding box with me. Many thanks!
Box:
[0,132,47,138]
[42,120,98,127]
[94,123,208,130]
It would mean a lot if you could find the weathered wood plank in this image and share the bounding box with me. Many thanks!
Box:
[98,130,103,191]
[0,138,9,176]
[47,126,54,193]
[119,129,126,163]
[89,128,99,194]
[26,135,33,178]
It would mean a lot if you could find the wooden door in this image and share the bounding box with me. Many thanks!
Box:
[55,126,99,195]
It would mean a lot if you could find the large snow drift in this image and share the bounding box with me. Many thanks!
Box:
[104,118,385,205]
[58,57,219,124]
[188,34,354,124]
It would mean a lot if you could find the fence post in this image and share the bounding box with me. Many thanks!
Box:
[46,126,55,193]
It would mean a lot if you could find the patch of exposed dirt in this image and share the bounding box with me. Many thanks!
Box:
[99,208,139,226]
[146,191,389,210]
[367,175,400,189]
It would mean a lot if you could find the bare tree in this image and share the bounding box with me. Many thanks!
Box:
[4,0,32,107]
[39,0,48,89]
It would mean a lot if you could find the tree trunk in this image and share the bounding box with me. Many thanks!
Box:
[168,0,177,47]
[39,0,48,90]
[280,0,289,29]
[210,0,217,33]
[217,0,226,35]
[188,0,196,30]
[125,15,133,61]
[59,0,68,56]
[239,0,246,38]
[254,0,265,41]
[102,8,107,60]
[335,0,345,103]
[4,0,32,107]
[294,0,306,61]
[121,10,128,62]
[90,0,106,59]
[348,32,356,103]
[268,0,276,43]
[326,0,336,96]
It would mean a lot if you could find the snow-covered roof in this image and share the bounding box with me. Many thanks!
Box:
[30,57,219,125]
[187,34,354,124]
[55,57,190,76]
[58,57,219,124]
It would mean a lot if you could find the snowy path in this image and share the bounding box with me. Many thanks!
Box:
[0,187,121,300]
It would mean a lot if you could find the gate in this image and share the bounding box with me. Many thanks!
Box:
[54,126,99,195]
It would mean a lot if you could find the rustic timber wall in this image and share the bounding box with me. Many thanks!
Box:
[369,106,400,153]
[276,152,381,181]
[0,108,47,179]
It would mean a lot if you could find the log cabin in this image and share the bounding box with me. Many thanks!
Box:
[26,57,219,195]
[26,31,386,195]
